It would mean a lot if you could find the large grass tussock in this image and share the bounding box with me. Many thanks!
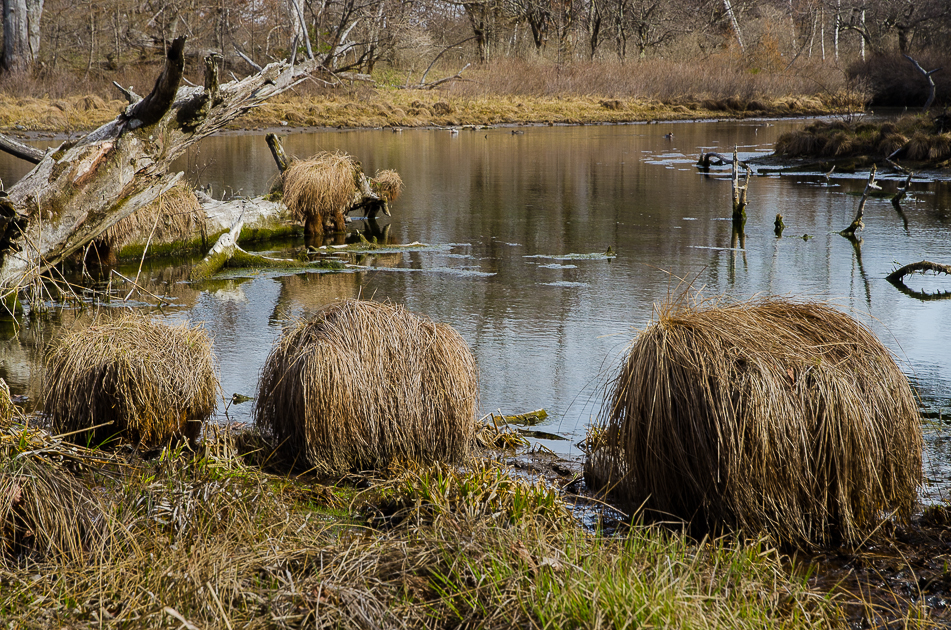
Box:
[254,300,478,473]
[282,152,358,235]
[586,298,922,546]
[45,313,218,448]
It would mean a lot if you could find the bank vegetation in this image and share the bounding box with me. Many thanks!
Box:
[1,0,949,133]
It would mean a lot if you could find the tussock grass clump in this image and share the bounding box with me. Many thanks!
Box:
[0,445,102,561]
[45,313,218,449]
[0,378,16,429]
[587,297,922,546]
[282,151,358,236]
[99,181,206,252]
[255,299,478,473]
[371,169,404,201]
[775,114,951,164]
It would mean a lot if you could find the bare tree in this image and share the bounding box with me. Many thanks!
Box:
[2,0,44,72]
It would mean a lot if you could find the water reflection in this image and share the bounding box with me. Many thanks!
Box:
[0,121,949,469]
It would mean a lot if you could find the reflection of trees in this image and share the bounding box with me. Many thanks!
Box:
[842,233,871,308]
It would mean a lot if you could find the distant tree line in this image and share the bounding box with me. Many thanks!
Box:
[1,0,949,78]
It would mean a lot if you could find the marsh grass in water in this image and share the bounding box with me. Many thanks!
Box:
[775,114,951,166]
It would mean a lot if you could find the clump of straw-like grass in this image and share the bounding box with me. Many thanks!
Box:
[0,378,17,429]
[0,449,102,561]
[45,313,218,449]
[99,181,205,251]
[586,297,922,547]
[372,169,404,202]
[255,299,478,473]
[282,152,359,236]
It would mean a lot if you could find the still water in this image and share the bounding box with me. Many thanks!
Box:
[2,120,950,493]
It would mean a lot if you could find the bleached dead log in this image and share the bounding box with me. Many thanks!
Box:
[0,35,319,297]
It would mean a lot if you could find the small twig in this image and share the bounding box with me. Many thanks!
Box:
[111,269,170,306]
[126,209,163,301]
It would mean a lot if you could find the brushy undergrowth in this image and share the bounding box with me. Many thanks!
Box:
[588,297,922,548]
[0,418,848,630]
[775,114,951,165]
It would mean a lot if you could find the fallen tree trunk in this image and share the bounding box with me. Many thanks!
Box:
[886,261,951,284]
[0,36,318,296]
[886,261,951,301]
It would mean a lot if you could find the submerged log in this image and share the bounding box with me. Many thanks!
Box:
[0,36,319,296]
[886,261,951,301]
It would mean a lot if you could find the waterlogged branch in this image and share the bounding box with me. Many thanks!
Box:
[840,165,879,237]
[731,147,750,219]
[886,261,951,301]
[886,261,951,284]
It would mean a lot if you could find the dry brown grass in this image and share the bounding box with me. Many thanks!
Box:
[254,299,478,473]
[99,181,205,250]
[774,114,951,163]
[0,446,103,562]
[44,313,218,449]
[0,379,16,429]
[586,297,922,547]
[371,169,403,202]
[282,152,358,235]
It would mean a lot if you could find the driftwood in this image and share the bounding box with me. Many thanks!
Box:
[886,261,951,284]
[697,152,728,168]
[840,166,880,237]
[886,261,951,301]
[0,36,319,298]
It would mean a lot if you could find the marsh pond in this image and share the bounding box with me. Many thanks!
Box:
[2,119,950,498]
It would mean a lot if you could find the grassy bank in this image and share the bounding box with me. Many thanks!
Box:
[774,114,951,168]
[0,415,847,629]
[0,57,862,134]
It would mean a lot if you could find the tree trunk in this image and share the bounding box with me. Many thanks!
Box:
[0,35,318,293]
[2,0,43,72]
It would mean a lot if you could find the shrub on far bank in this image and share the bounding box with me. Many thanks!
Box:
[849,51,951,108]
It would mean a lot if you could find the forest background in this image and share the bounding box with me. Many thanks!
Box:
[0,0,949,129]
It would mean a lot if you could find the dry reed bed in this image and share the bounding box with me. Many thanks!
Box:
[45,313,218,449]
[0,57,858,133]
[255,300,478,474]
[775,115,951,164]
[587,298,922,547]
